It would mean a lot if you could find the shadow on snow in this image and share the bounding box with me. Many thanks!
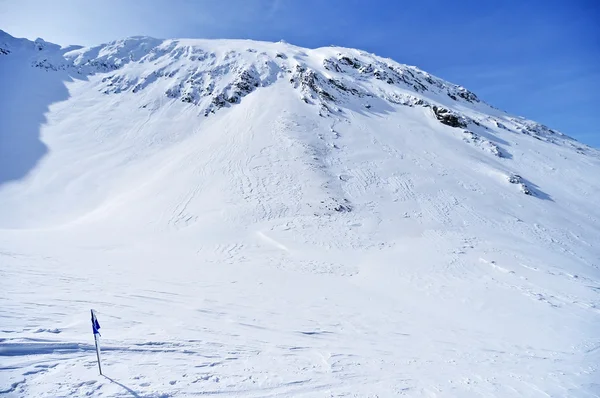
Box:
[0,55,87,187]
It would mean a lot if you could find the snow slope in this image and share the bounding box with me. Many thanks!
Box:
[1,30,599,397]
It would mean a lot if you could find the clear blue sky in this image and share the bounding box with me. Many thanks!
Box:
[1,0,598,146]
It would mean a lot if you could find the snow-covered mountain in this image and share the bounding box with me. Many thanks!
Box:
[1,29,599,397]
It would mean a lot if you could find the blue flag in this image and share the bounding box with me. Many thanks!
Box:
[91,309,101,336]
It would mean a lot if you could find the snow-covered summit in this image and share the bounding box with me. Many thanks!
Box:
[1,30,599,397]
[2,30,587,149]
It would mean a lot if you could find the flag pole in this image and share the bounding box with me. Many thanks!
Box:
[94,333,102,375]
[91,309,102,375]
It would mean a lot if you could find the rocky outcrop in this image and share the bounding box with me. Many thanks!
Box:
[385,93,426,107]
[204,68,263,113]
[462,131,504,157]
[512,119,565,144]
[290,65,335,102]
[508,174,533,196]
[432,106,467,128]
[320,198,352,214]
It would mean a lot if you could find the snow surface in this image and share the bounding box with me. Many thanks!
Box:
[1,29,599,397]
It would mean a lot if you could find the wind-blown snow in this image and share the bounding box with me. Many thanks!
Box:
[1,30,599,397]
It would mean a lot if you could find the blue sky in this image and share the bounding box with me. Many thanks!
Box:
[1,0,598,146]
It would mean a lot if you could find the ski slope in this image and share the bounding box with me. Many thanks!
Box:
[1,30,599,397]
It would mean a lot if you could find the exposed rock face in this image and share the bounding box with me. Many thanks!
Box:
[432,106,467,128]
[290,64,336,104]
[509,174,533,196]
[462,130,504,158]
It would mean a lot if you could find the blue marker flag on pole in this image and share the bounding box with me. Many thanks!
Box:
[91,310,101,336]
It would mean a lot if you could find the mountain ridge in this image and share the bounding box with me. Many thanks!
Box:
[1,29,591,150]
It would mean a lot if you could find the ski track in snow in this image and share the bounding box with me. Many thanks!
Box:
[1,30,600,397]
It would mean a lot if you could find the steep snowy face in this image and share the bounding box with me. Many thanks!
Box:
[1,30,600,397]
[1,31,597,224]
